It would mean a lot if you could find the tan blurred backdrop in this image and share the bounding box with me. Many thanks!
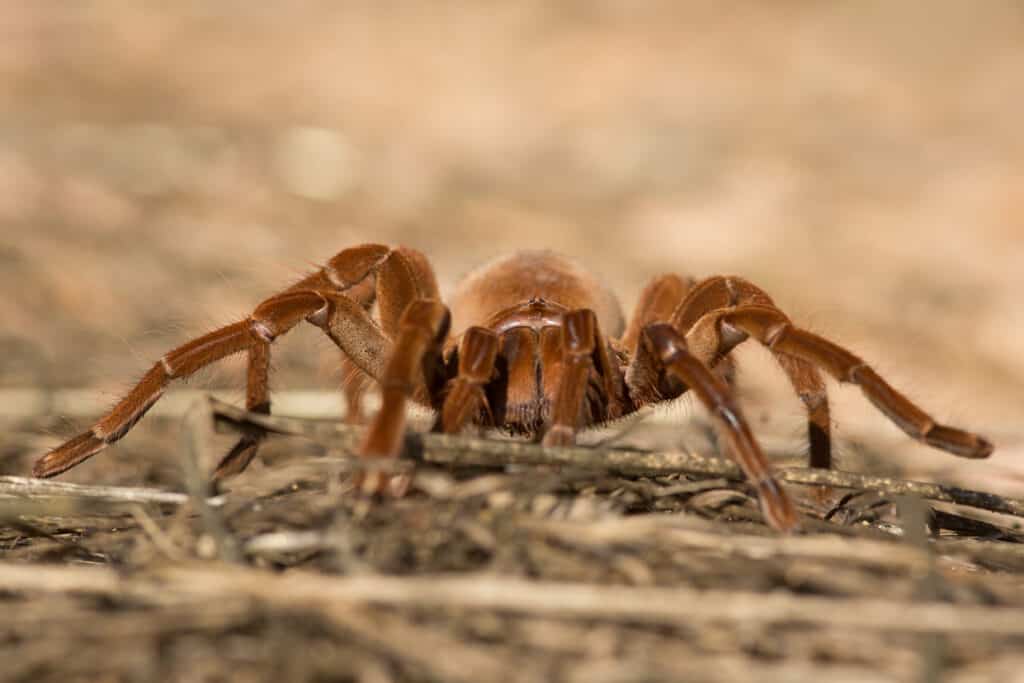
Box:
[2,2,1022,491]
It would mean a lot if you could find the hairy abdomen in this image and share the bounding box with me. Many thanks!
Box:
[448,251,623,338]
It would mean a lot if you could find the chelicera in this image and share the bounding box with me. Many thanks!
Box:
[35,246,993,531]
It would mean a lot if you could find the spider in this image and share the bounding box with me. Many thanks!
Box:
[34,246,993,531]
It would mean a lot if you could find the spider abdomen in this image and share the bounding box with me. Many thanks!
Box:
[448,250,624,338]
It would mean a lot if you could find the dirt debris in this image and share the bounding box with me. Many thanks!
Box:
[3,398,1024,683]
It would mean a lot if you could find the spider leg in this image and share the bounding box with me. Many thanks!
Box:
[220,252,387,475]
[216,249,388,477]
[355,300,450,495]
[34,289,337,478]
[542,311,596,447]
[308,246,448,495]
[638,323,800,532]
[697,304,993,459]
[705,355,744,460]
[35,244,443,481]
[339,358,371,425]
[212,343,271,480]
[438,327,500,433]
[542,309,623,446]
[500,327,542,433]
[672,276,832,469]
[619,274,694,355]
[214,269,397,479]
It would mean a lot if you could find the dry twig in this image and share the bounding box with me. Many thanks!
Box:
[3,562,1024,636]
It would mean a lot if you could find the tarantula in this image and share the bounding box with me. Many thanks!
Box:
[35,246,993,531]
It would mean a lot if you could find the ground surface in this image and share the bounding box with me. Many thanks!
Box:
[2,3,1024,682]
[4,401,1024,683]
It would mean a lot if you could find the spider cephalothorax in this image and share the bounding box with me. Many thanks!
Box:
[35,245,993,531]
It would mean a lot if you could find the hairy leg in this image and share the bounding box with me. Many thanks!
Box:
[673,276,832,469]
[215,249,388,476]
[356,300,450,495]
[619,274,694,355]
[635,323,800,532]
[34,289,334,478]
[319,246,448,494]
[438,327,500,434]
[542,311,598,447]
[692,304,993,459]
[499,327,541,433]
[35,244,445,481]
[339,358,372,425]
[212,342,271,480]
[543,309,625,446]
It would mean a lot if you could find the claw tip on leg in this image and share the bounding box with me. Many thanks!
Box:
[33,433,106,478]
[758,478,801,534]
[926,425,995,459]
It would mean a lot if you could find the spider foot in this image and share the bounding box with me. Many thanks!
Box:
[210,433,264,482]
[34,432,107,478]
[542,425,574,448]
[348,460,414,498]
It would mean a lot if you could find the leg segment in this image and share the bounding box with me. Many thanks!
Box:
[542,310,598,447]
[620,274,694,354]
[356,300,450,494]
[640,323,800,532]
[376,247,441,337]
[313,245,443,401]
[542,309,625,446]
[35,244,444,480]
[320,246,446,493]
[500,327,542,434]
[34,290,329,478]
[773,352,831,468]
[211,246,391,477]
[704,305,993,459]
[305,246,381,425]
[339,358,371,425]
[672,276,833,469]
[439,327,500,434]
[312,292,393,381]
[212,341,271,480]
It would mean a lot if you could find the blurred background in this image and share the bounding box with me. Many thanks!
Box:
[2,1,1022,493]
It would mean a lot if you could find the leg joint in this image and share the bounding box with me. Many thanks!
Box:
[642,323,686,364]
[325,244,392,289]
[250,319,276,343]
